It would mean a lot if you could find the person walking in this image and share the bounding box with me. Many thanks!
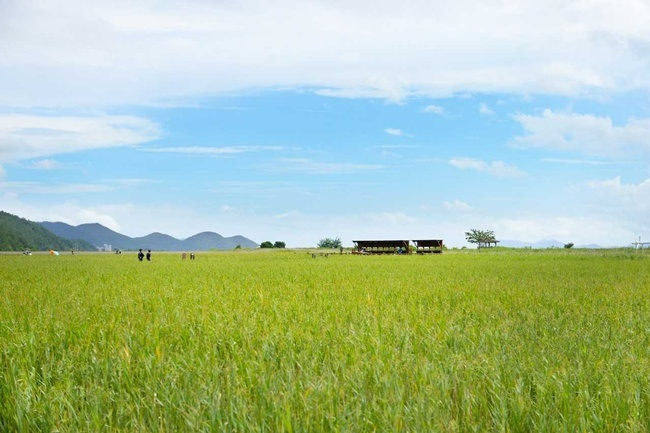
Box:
[138,249,144,261]
[146,250,152,261]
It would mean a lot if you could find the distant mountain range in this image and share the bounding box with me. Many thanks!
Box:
[40,221,258,251]
[0,211,95,251]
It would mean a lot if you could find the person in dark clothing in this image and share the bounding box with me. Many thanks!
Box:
[146,250,151,261]
[138,249,144,261]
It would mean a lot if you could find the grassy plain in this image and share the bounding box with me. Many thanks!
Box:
[1,248,650,432]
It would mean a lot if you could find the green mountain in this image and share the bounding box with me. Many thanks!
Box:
[0,211,95,251]
[41,222,259,251]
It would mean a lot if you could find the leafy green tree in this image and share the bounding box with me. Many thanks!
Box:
[318,237,342,248]
[260,241,274,248]
[564,242,574,249]
[465,229,496,249]
[273,241,286,248]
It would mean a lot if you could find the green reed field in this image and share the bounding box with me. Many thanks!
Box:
[1,249,650,432]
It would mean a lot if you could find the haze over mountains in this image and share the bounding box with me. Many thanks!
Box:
[40,221,258,251]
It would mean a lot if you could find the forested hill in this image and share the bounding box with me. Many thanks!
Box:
[0,211,95,251]
[41,222,259,251]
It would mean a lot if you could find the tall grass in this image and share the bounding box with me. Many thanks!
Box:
[1,249,649,431]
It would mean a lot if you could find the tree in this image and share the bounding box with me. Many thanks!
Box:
[564,242,574,249]
[273,241,286,248]
[465,229,496,249]
[260,241,274,248]
[318,237,342,248]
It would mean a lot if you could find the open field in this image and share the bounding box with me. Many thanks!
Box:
[1,249,650,432]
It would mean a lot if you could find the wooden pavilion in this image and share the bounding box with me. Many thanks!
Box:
[479,240,500,248]
[352,240,411,255]
[412,239,444,254]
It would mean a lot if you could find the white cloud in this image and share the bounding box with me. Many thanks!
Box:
[74,209,121,232]
[29,159,64,170]
[422,105,445,115]
[264,158,385,174]
[385,128,411,137]
[315,80,409,104]
[2,0,650,106]
[513,109,650,157]
[0,177,155,195]
[443,199,472,211]
[479,103,495,115]
[0,114,161,163]
[449,157,526,177]
[587,176,650,212]
[141,145,283,156]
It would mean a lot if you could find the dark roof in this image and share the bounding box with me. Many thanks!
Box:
[412,239,444,247]
[353,240,410,248]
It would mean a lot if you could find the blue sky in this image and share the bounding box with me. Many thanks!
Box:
[1,0,649,247]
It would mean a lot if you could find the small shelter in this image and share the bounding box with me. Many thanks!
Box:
[480,240,500,248]
[353,240,411,255]
[412,239,444,254]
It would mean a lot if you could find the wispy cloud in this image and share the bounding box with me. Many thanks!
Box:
[0,177,155,195]
[381,150,401,159]
[385,128,405,137]
[265,158,385,175]
[377,144,422,150]
[108,178,157,187]
[315,76,410,103]
[141,146,283,156]
[214,181,300,195]
[385,128,413,138]
[540,158,641,166]
[449,157,526,177]
[0,181,113,195]
[422,105,445,115]
[513,109,650,157]
[0,114,161,163]
[443,199,472,211]
[479,103,495,115]
[541,158,616,166]
[29,159,64,170]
